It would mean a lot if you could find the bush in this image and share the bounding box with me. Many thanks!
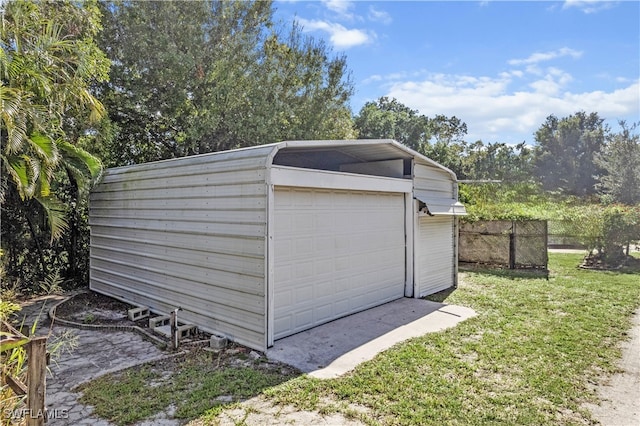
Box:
[533,203,639,266]
[601,205,640,263]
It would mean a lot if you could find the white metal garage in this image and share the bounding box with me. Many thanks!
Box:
[89,139,466,351]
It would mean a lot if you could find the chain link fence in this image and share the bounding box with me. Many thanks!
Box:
[459,220,548,271]
[548,220,586,249]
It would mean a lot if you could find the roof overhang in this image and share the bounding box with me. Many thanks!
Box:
[266,139,458,181]
[415,195,467,216]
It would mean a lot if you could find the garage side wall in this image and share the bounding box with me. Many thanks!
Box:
[413,162,458,297]
[89,147,272,350]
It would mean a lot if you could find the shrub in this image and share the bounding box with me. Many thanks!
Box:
[601,205,640,263]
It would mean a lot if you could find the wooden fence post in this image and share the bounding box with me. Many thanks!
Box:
[26,337,47,426]
[170,310,178,350]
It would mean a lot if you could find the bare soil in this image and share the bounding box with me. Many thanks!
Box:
[54,291,143,327]
[53,291,214,341]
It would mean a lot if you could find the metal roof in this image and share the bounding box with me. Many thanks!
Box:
[268,139,457,181]
[104,139,458,182]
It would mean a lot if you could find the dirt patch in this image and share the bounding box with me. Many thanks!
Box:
[57,292,364,425]
[53,291,215,343]
[200,395,366,426]
[54,291,143,326]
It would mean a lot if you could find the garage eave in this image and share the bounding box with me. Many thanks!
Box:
[265,139,458,182]
[415,195,468,216]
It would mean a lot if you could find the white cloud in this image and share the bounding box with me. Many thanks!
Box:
[368,6,392,24]
[508,47,583,66]
[321,0,355,19]
[297,18,372,48]
[528,68,574,95]
[562,0,617,14]
[385,71,639,143]
[362,74,383,85]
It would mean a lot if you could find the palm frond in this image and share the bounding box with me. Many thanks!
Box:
[23,154,40,198]
[37,166,51,198]
[0,85,30,154]
[34,195,69,242]
[28,132,59,165]
[4,155,30,199]
[57,140,104,185]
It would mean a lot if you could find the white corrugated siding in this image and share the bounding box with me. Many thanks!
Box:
[89,146,274,350]
[413,160,457,296]
[413,162,455,200]
[273,187,406,339]
[416,216,455,297]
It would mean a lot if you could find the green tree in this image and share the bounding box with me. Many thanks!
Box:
[461,141,533,182]
[1,0,109,287]
[354,97,430,152]
[594,121,640,205]
[532,111,607,195]
[98,0,355,166]
[354,97,468,174]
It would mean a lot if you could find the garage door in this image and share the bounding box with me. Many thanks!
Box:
[417,216,454,297]
[273,187,406,339]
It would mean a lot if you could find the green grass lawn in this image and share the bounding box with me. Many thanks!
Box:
[79,351,298,425]
[80,253,639,425]
[260,253,640,425]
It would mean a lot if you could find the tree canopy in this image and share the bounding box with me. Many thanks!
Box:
[532,112,607,196]
[594,121,640,205]
[354,97,430,152]
[96,0,355,166]
[354,97,468,154]
[354,97,534,181]
[1,0,108,202]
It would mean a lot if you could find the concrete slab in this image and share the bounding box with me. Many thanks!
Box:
[266,298,476,379]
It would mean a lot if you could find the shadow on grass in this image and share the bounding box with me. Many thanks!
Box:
[425,264,550,303]
[424,286,457,303]
[459,262,549,280]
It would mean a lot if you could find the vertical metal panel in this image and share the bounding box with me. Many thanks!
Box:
[404,193,414,297]
[89,147,272,351]
[266,183,275,348]
[459,220,548,270]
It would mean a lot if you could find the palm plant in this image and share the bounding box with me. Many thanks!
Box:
[1,0,109,280]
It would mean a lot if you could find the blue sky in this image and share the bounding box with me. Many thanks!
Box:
[273,0,640,144]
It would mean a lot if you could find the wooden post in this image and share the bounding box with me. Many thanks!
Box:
[26,337,47,426]
[170,310,178,350]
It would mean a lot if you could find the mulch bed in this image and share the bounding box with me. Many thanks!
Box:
[54,291,147,327]
[580,253,640,271]
[54,291,214,342]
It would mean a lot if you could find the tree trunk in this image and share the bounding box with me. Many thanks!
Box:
[24,212,48,280]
